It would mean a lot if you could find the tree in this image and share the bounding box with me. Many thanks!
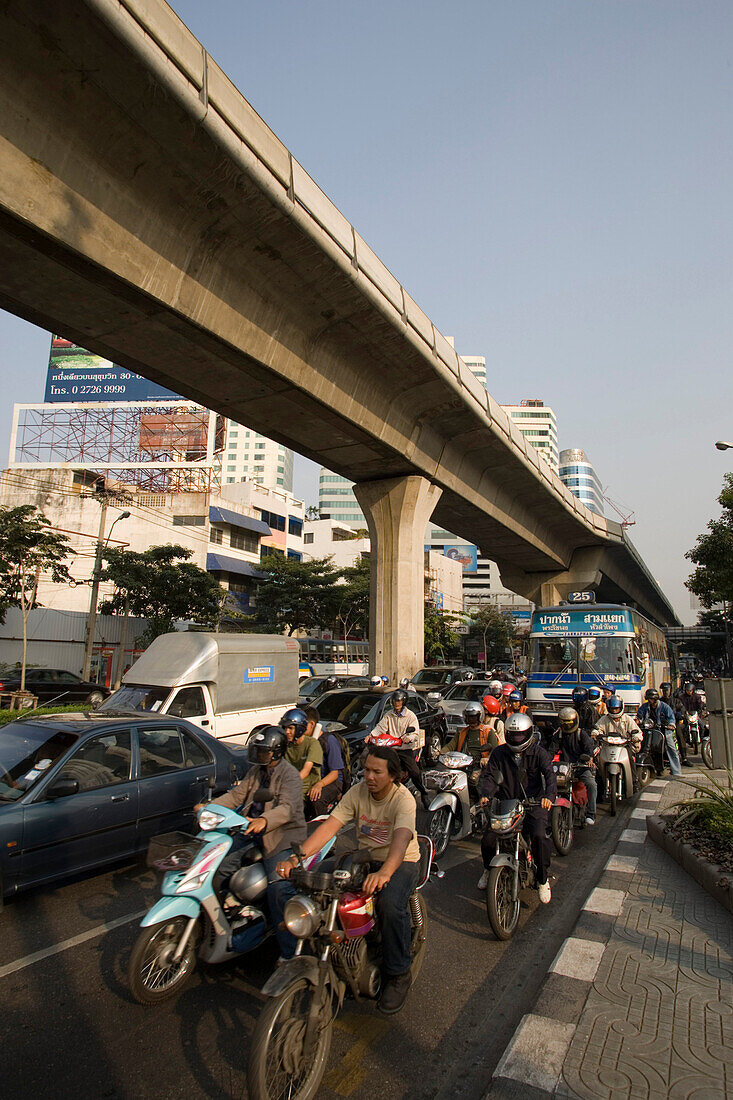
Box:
[252,554,341,635]
[0,505,74,690]
[424,607,460,662]
[466,602,512,669]
[334,556,370,667]
[99,544,222,644]
[305,505,321,521]
[686,474,733,607]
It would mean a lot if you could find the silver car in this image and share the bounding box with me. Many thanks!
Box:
[435,681,496,736]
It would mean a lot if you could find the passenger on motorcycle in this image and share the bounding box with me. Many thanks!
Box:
[276,744,420,1015]
[208,726,306,960]
[674,681,700,767]
[571,686,597,734]
[636,689,682,777]
[660,682,674,708]
[556,706,597,825]
[501,689,527,723]
[478,713,557,903]
[304,706,345,816]
[368,689,430,808]
[588,686,606,719]
[280,707,323,800]
[444,700,504,764]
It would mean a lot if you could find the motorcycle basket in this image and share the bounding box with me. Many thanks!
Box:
[146,831,207,873]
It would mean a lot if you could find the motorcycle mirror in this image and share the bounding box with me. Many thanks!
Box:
[251,787,274,803]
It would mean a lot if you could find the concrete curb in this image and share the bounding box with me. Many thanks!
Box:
[646,812,733,914]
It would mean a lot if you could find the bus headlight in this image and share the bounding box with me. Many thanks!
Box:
[283,895,320,939]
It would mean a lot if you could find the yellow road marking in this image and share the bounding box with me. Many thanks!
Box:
[323,1012,389,1096]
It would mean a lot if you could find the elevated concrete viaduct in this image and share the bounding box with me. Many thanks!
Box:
[0,0,679,679]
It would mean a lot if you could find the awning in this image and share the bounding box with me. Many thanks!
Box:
[209,505,270,535]
[206,553,266,579]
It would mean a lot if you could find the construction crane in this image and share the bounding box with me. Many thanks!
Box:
[602,489,636,527]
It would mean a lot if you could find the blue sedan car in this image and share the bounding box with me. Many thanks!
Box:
[0,713,248,900]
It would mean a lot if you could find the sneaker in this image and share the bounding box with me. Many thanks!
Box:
[378,970,412,1015]
[537,881,551,904]
[585,816,595,826]
[477,869,489,890]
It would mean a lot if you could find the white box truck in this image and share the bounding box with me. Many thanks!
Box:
[98,632,298,747]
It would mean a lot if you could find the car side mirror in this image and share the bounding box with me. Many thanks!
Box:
[251,787,274,803]
[46,777,79,799]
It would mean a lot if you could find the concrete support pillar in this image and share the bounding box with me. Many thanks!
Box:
[354,476,442,684]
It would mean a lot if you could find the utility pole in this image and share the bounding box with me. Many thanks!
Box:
[81,494,108,681]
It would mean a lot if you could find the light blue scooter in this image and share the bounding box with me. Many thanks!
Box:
[128,791,335,1005]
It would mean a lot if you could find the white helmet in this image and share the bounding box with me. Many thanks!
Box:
[370,675,383,688]
[488,680,503,698]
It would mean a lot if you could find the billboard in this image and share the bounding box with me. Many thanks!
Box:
[44,336,178,403]
[443,544,478,573]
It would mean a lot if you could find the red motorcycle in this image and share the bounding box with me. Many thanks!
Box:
[550,753,589,856]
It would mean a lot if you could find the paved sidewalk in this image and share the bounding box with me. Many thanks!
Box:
[488,774,733,1100]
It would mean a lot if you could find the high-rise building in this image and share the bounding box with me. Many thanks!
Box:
[222,422,294,493]
[501,398,559,474]
[559,448,604,515]
[461,354,486,386]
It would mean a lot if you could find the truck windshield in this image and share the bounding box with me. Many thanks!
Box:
[98,685,170,714]
[531,637,640,679]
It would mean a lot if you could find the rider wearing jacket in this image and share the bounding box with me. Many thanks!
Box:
[478,713,557,903]
[674,682,700,767]
[636,689,682,777]
[556,706,597,824]
[571,687,597,734]
[444,699,504,764]
[369,690,430,807]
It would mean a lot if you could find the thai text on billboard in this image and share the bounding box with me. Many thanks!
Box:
[44,336,179,403]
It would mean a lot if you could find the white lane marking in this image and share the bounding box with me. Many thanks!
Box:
[606,854,638,872]
[583,887,625,916]
[647,781,666,790]
[0,909,146,980]
[493,1012,576,1092]
[637,794,661,804]
[550,936,605,982]
[630,807,655,819]
[619,829,646,844]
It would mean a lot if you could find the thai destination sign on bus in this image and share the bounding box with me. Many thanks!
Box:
[531,608,635,637]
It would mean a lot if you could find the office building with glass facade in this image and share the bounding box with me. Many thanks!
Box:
[559,448,604,515]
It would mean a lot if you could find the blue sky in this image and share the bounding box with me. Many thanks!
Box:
[1,0,732,622]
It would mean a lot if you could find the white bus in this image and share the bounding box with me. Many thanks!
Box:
[298,636,370,677]
[526,602,672,726]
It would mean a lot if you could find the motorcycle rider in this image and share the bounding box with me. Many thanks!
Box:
[370,675,385,689]
[368,689,431,808]
[207,726,306,961]
[660,681,674,708]
[572,686,596,735]
[280,707,323,800]
[276,744,420,1015]
[501,689,527,723]
[304,706,345,816]
[556,706,597,825]
[674,680,699,767]
[636,688,682,777]
[478,712,557,902]
[486,679,503,700]
[444,699,504,764]
[588,686,606,719]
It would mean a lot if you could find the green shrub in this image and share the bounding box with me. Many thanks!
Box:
[669,769,733,840]
[0,703,91,727]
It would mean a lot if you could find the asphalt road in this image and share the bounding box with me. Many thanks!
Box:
[1,798,634,1100]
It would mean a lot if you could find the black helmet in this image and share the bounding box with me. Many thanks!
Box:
[324,676,339,691]
[607,694,624,715]
[247,725,288,766]
[279,707,308,737]
[684,681,694,693]
[587,686,602,703]
[504,712,535,753]
[572,686,588,706]
[645,688,659,703]
[462,701,484,725]
[660,681,671,693]
[391,689,408,706]
[558,706,579,734]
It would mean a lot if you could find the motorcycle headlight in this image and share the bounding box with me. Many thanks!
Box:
[283,895,321,939]
[605,736,626,745]
[198,809,225,831]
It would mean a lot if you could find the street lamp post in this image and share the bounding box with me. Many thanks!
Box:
[81,508,131,681]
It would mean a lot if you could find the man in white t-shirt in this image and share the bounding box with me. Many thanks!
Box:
[277,744,420,1016]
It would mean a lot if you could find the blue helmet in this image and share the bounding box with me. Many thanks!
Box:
[607,695,624,715]
[587,686,602,703]
[508,690,523,705]
[279,707,308,737]
[572,686,588,706]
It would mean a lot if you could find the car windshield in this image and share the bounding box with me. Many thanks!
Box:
[314,692,382,728]
[98,685,170,714]
[442,683,491,702]
[298,678,325,697]
[411,669,451,686]
[0,724,79,801]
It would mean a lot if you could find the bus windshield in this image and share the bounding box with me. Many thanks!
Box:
[531,636,641,680]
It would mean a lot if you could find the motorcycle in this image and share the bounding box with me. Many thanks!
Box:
[596,730,636,815]
[550,755,590,856]
[636,718,662,785]
[484,797,541,941]
[128,790,335,1005]
[682,711,702,755]
[422,750,489,858]
[702,733,714,770]
[246,837,434,1100]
